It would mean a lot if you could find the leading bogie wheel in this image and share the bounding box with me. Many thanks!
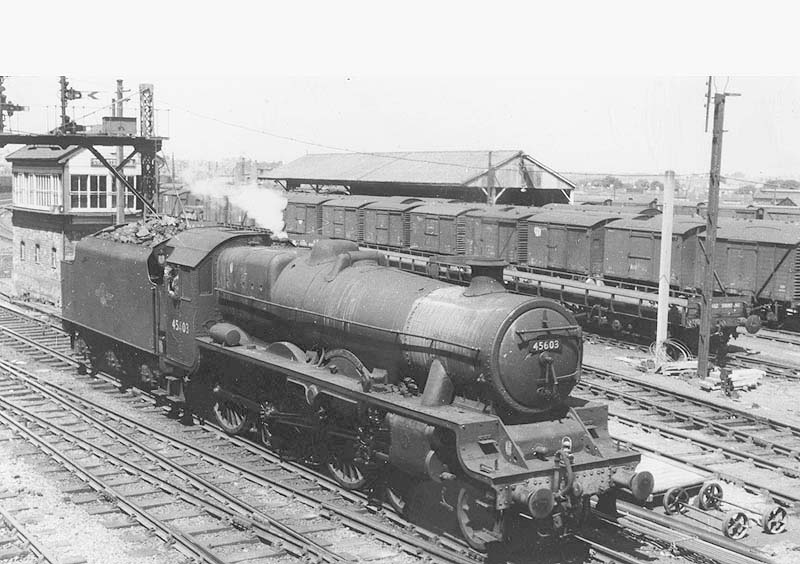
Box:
[456,487,504,553]
[326,444,368,490]
[662,487,689,515]
[384,471,415,516]
[697,482,723,511]
[722,510,749,540]
[212,398,250,435]
[386,484,407,515]
[762,506,788,534]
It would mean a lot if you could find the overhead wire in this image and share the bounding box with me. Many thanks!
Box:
[161,102,550,174]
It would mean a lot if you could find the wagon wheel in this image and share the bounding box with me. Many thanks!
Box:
[762,505,788,534]
[212,398,250,435]
[721,510,749,540]
[456,486,504,553]
[697,482,723,510]
[326,439,368,490]
[662,487,689,515]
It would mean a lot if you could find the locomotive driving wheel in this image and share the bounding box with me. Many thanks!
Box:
[212,398,250,435]
[456,486,504,552]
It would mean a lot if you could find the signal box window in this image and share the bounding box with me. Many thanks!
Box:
[19,241,25,261]
[70,175,89,208]
[34,244,41,264]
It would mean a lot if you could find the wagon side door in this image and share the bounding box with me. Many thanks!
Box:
[725,243,756,294]
[332,207,345,238]
[363,210,377,244]
[527,222,548,268]
[284,202,299,234]
[497,221,517,262]
[628,232,653,282]
[547,225,567,270]
[426,216,442,252]
[566,227,586,275]
[375,211,389,245]
[589,228,604,276]
[481,220,498,258]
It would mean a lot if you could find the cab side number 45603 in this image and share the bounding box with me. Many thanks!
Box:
[171,319,190,334]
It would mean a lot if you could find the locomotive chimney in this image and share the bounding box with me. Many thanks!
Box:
[464,258,507,296]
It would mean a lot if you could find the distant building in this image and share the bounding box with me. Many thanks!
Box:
[752,188,800,206]
[256,161,282,186]
[4,144,143,304]
[266,150,574,205]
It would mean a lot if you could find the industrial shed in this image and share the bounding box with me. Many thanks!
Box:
[265,150,575,206]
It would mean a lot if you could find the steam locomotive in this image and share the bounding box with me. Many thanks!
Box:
[61,224,652,551]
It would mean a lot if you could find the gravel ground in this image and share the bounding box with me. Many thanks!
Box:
[0,431,187,564]
[584,340,800,427]
[587,341,800,562]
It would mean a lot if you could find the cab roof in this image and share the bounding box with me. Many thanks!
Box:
[165,227,271,267]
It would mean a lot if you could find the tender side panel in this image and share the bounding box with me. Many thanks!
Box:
[61,237,157,353]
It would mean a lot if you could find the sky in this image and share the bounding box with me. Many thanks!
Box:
[3,3,800,180]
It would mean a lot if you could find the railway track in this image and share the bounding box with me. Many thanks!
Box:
[0,302,76,368]
[0,501,59,563]
[0,299,781,564]
[585,330,800,381]
[745,328,800,347]
[577,364,800,508]
[727,352,800,380]
[0,357,484,564]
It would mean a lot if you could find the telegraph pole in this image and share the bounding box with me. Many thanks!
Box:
[115,79,125,224]
[0,77,5,132]
[697,88,739,378]
[486,151,495,205]
[655,170,675,354]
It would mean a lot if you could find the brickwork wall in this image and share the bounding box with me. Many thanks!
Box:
[11,223,65,305]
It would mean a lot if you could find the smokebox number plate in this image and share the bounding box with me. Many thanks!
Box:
[528,338,561,353]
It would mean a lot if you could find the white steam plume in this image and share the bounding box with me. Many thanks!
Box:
[187,179,287,236]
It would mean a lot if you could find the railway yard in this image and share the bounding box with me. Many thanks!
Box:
[2,195,800,564]
[4,72,800,564]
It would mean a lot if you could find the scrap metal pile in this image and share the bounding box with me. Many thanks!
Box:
[94,215,187,246]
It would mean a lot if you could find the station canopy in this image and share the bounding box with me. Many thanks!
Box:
[265,150,575,206]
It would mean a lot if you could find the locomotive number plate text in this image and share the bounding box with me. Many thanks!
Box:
[528,338,561,353]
